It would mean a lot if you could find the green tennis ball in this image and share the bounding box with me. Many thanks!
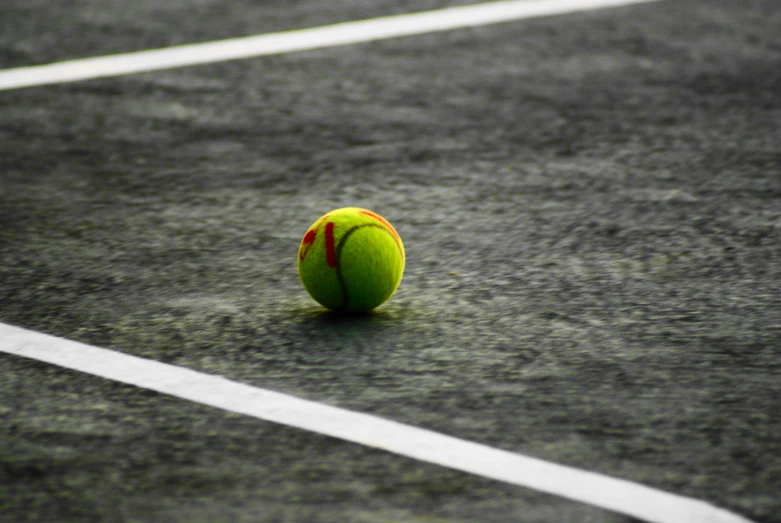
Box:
[298,207,405,312]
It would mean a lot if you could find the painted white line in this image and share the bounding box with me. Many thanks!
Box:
[0,322,753,523]
[0,0,660,91]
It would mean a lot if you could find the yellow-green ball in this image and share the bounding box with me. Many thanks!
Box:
[298,207,405,312]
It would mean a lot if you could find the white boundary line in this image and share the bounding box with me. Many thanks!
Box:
[0,0,660,91]
[0,322,753,523]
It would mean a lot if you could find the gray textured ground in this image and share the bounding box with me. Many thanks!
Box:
[1,1,780,522]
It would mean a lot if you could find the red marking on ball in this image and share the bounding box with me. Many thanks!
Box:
[299,229,317,261]
[325,222,336,267]
[359,210,404,259]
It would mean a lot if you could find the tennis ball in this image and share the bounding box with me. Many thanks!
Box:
[298,207,405,312]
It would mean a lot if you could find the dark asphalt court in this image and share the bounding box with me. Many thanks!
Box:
[1,0,780,522]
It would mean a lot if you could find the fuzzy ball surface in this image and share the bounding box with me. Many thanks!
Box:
[298,207,405,312]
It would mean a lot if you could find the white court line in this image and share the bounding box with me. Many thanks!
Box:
[0,0,660,91]
[0,323,753,523]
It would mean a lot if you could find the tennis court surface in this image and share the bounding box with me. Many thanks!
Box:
[1,1,779,522]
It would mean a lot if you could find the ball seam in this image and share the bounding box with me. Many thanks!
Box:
[334,223,398,311]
